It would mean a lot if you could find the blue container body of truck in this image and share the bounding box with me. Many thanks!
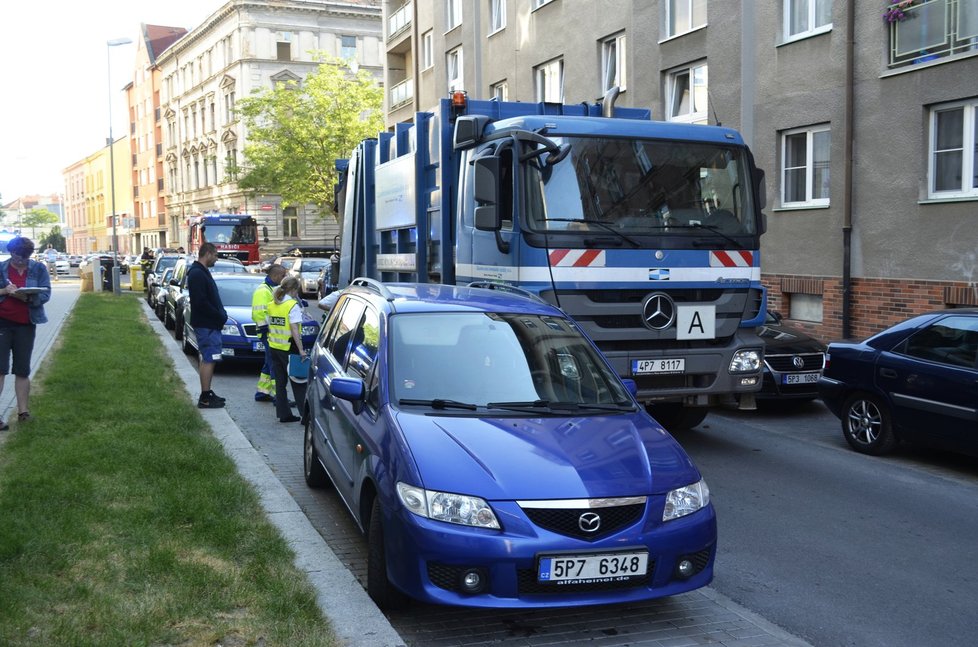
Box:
[336,94,768,428]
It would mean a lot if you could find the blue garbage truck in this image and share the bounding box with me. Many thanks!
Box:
[336,91,768,429]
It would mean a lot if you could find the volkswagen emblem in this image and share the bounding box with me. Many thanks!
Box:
[642,293,676,330]
[578,511,602,533]
[792,355,805,369]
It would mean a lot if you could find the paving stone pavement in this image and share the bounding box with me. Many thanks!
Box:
[140,297,815,647]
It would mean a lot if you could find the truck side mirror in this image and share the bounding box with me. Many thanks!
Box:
[755,168,767,212]
[474,156,501,232]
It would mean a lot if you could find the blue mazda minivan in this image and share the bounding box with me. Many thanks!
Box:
[303,279,716,609]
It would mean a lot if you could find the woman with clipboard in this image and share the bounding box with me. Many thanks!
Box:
[0,236,52,429]
[266,275,308,423]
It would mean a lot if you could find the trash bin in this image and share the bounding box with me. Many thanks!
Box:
[100,257,115,291]
[80,265,94,292]
[130,266,144,292]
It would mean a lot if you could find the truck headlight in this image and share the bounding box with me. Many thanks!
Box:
[397,482,500,529]
[663,479,710,521]
[729,349,761,373]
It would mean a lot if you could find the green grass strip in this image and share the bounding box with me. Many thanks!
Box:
[0,293,334,646]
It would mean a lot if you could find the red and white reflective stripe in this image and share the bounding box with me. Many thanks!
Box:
[710,250,754,268]
[548,249,606,267]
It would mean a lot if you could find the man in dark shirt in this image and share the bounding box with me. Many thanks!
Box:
[186,242,228,408]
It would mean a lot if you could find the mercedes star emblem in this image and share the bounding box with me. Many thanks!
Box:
[642,293,676,330]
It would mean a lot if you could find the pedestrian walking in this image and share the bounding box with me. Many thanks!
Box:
[44,244,59,282]
[252,263,287,402]
[267,275,307,423]
[0,236,52,428]
[186,242,228,408]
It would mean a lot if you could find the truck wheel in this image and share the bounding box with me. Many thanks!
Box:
[367,499,408,610]
[645,403,708,431]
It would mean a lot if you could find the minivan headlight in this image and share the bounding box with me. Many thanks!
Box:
[663,479,710,521]
[396,482,500,529]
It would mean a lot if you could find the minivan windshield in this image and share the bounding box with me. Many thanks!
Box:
[390,312,632,409]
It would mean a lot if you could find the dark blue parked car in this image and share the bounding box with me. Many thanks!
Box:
[303,279,716,609]
[819,309,978,457]
[182,272,319,360]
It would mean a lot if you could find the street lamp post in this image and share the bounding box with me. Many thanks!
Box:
[107,37,132,295]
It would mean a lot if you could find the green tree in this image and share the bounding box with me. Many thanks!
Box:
[21,208,59,240]
[40,226,66,251]
[237,54,384,219]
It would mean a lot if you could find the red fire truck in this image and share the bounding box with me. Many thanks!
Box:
[187,214,260,265]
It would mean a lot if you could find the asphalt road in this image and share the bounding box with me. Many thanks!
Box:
[146,295,978,646]
[683,401,978,647]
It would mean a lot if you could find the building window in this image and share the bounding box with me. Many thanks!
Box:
[601,33,627,92]
[491,80,509,101]
[789,293,823,323]
[490,0,506,34]
[665,0,707,39]
[277,41,291,62]
[225,91,236,123]
[666,63,708,124]
[422,31,434,69]
[284,206,299,237]
[781,125,831,206]
[888,0,978,69]
[447,47,464,93]
[447,0,462,30]
[784,0,832,41]
[535,58,563,102]
[341,35,357,60]
[929,99,978,198]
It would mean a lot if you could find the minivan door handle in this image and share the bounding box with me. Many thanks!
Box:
[879,368,898,379]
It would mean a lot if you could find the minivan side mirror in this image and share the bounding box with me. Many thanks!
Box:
[330,377,366,414]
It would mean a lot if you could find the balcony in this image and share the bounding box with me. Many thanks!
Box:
[389,78,414,110]
[888,0,978,69]
[388,2,412,40]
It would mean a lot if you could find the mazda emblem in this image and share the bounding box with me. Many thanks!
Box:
[578,511,602,533]
[792,355,804,369]
[642,293,676,330]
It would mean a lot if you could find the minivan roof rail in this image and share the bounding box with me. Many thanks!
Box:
[351,276,394,300]
[466,280,549,305]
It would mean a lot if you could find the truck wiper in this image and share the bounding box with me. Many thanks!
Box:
[541,218,640,248]
[399,398,478,410]
[638,222,746,249]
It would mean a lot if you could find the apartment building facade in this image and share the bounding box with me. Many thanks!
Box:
[157,0,382,256]
[80,137,134,254]
[126,23,188,253]
[63,162,87,255]
[382,0,978,341]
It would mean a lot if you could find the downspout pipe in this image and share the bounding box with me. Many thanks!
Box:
[842,0,855,339]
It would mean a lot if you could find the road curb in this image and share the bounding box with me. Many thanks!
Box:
[141,299,406,647]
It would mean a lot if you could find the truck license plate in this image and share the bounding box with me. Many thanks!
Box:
[538,551,648,584]
[783,373,819,385]
[632,358,685,375]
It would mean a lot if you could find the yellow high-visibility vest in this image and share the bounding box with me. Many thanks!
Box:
[251,282,274,327]
[267,296,299,351]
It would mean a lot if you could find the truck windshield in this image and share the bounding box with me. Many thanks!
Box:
[523,136,758,243]
[203,223,257,244]
[390,312,632,410]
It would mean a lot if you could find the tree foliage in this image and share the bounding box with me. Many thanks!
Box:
[40,226,66,252]
[237,54,384,219]
[22,208,59,230]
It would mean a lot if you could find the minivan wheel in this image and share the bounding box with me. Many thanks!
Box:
[181,325,193,355]
[303,419,328,488]
[841,393,897,455]
[367,499,408,610]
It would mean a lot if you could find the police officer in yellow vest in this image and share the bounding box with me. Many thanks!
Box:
[267,275,307,423]
[251,264,287,401]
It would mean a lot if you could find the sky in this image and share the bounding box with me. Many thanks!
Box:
[0,0,225,204]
